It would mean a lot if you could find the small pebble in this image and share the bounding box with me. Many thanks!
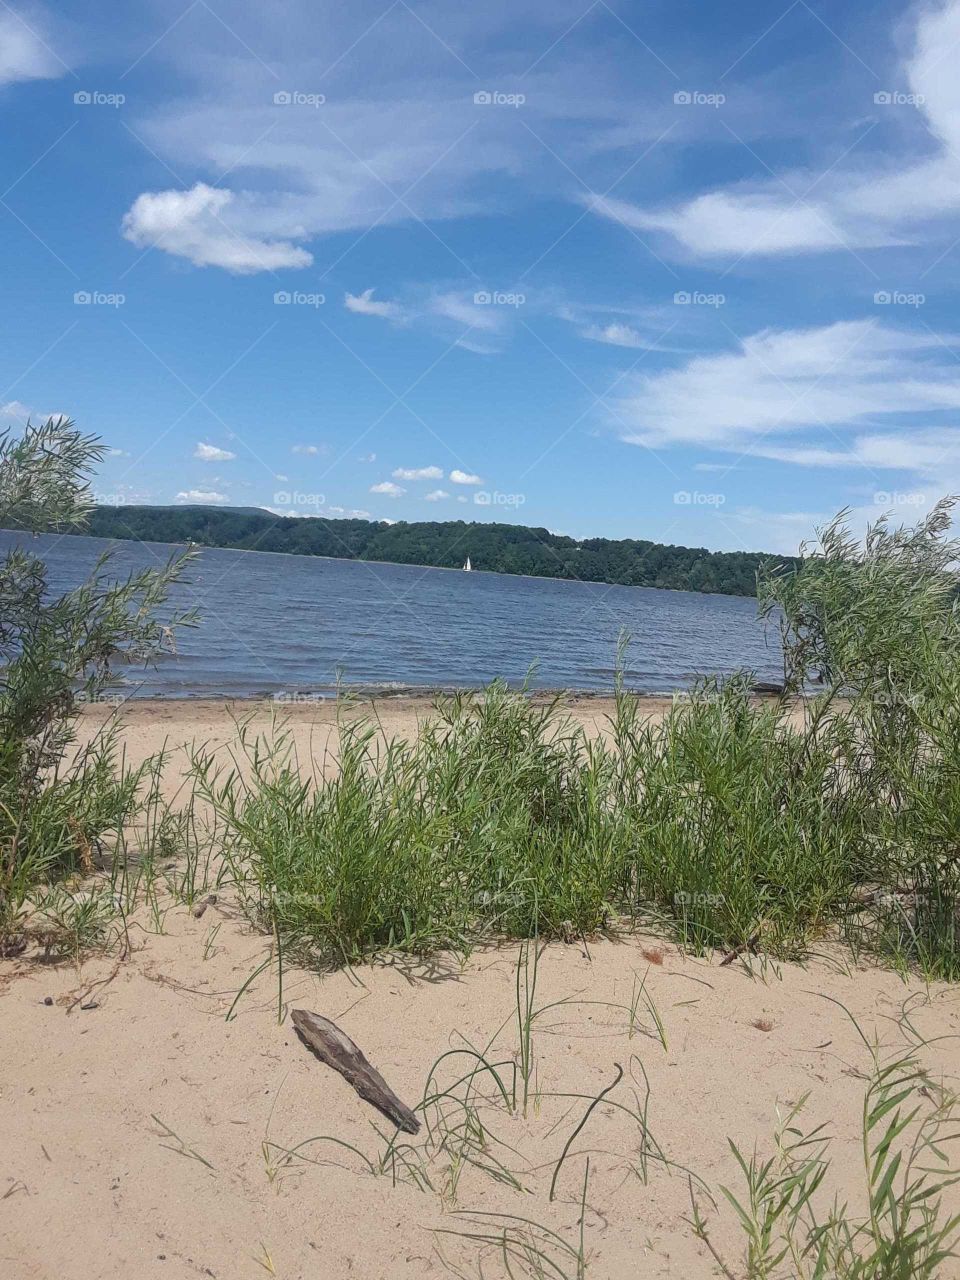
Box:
[43,996,53,1006]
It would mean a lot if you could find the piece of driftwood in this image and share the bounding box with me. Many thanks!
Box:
[291,1008,420,1134]
[719,931,761,967]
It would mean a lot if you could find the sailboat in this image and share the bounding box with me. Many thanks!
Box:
[463,556,472,572]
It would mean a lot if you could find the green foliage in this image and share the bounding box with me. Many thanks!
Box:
[691,1032,960,1279]
[81,503,788,597]
[0,419,195,936]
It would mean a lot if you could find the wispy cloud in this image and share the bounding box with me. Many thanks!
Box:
[588,0,960,261]
[176,488,228,504]
[614,322,960,454]
[581,321,667,350]
[345,288,404,321]
[0,10,66,86]
[424,489,449,501]
[393,465,443,480]
[292,443,322,455]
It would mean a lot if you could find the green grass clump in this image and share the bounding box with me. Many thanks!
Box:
[192,686,625,962]
[691,1028,960,1279]
[191,672,923,970]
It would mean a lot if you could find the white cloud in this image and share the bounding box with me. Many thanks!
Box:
[122,184,313,274]
[370,480,405,496]
[176,488,228,504]
[358,452,376,463]
[424,489,449,501]
[450,468,483,485]
[345,288,403,321]
[590,192,847,258]
[581,321,661,350]
[275,472,289,481]
[749,429,960,474]
[588,0,960,260]
[0,11,65,86]
[194,441,236,462]
[292,443,321,455]
[432,292,504,333]
[393,465,443,480]
[614,321,960,452]
[1,400,45,423]
[309,504,372,519]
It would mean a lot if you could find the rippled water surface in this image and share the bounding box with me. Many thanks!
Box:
[3,532,783,698]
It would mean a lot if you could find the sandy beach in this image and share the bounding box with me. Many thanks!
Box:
[71,695,640,798]
[72,693,813,795]
[1,695,956,1279]
[4,898,959,1280]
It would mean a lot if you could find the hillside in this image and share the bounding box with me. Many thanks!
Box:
[77,505,790,597]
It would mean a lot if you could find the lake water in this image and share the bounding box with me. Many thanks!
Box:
[3,531,784,698]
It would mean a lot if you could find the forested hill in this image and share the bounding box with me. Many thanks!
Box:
[79,505,791,597]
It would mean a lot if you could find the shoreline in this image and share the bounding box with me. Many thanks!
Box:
[43,527,762,602]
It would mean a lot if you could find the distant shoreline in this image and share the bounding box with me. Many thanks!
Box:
[17,525,769,604]
[63,504,789,599]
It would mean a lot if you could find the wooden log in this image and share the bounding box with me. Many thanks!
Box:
[291,1008,420,1134]
[719,930,761,967]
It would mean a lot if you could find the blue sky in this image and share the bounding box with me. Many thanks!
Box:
[2,0,960,553]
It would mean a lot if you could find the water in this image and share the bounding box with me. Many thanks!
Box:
[3,531,783,698]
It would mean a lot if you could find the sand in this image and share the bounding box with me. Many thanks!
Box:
[4,698,958,1279]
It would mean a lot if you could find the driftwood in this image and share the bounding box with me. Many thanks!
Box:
[719,931,761,967]
[291,1008,420,1134]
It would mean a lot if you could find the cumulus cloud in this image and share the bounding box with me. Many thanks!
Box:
[345,289,404,321]
[194,441,236,462]
[424,489,449,501]
[370,480,405,496]
[0,399,49,423]
[122,184,313,274]
[450,468,483,485]
[392,465,443,480]
[176,488,228,504]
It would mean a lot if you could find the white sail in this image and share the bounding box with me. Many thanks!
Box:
[463,557,472,571]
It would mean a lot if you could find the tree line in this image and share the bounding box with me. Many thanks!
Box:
[79,505,793,597]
